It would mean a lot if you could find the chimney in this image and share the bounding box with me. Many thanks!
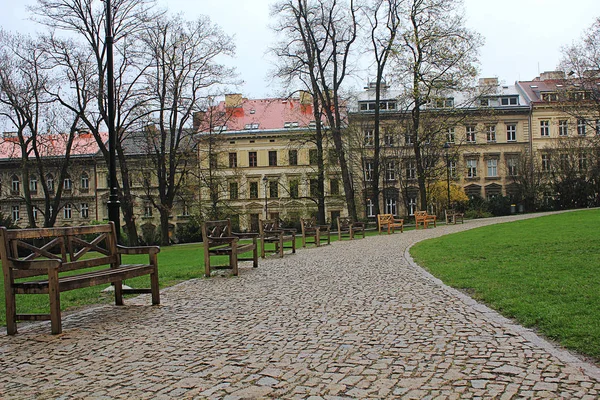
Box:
[299,91,313,105]
[478,77,499,87]
[539,71,566,81]
[225,93,243,108]
[193,111,205,131]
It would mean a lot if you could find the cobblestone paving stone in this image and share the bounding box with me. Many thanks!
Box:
[0,213,599,399]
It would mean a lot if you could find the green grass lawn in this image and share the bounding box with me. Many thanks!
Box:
[0,227,393,328]
[410,209,600,361]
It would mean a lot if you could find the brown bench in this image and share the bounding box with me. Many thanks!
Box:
[0,222,160,335]
[377,214,404,234]
[259,219,296,258]
[415,210,437,229]
[300,217,331,247]
[445,209,464,224]
[202,219,258,277]
[337,217,365,240]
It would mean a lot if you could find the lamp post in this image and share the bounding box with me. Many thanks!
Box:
[443,142,451,210]
[105,0,120,241]
[262,176,268,218]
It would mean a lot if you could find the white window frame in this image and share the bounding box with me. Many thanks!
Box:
[32,206,38,220]
[366,198,375,217]
[408,197,417,216]
[81,173,89,190]
[577,119,586,135]
[466,126,476,143]
[385,161,396,181]
[11,176,20,193]
[507,158,518,176]
[541,154,550,171]
[559,120,568,137]
[540,120,550,137]
[467,159,477,178]
[406,160,416,180]
[447,127,455,143]
[506,124,517,142]
[487,159,498,177]
[449,160,457,178]
[144,204,153,217]
[365,161,373,181]
[30,175,38,192]
[384,197,397,216]
[81,203,89,218]
[63,203,72,219]
[364,129,374,146]
[11,205,19,222]
[64,177,72,190]
[486,125,496,142]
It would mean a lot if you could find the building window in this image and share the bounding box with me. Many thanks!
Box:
[541,154,550,172]
[486,125,496,142]
[466,125,476,143]
[405,132,413,145]
[209,153,218,169]
[269,180,279,198]
[229,152,237,168]
[268,150,277,166]
[11,205,19,222]
[364,129,374,146]
[559,120,568,137]
[577,119,586,135]
[487,159,498,177]
[289,180,299,199]
[559,153,569,170]
[364,161,373,181]
[64,203,72,219]
[81,203,89,219]
[596,120,600,135]
[32,207,38,220]
[579,153,587,170]
[506,124,516,142]
[229,182,238,200]
[330,179,339,196]
[501,97,518,105]
[449,160,457,178]
[408,197,417,216]
[182,204,190,216]
[384,131,395,146]
[507,158,518,176]
[289,149,298,166]
[47,174,54,191]
[385,197,397,215]
[309,149,318,165]
[385,161,396,181]
[81,173,89,190]
[447,127,455,143]
[540,120,550,137]
[29,175,38,193]
[249,151,257,167]
[11,175,20,194]
[405,160,416,180]
[467,159,477,178]
[144,204,153,217]
[249,182,258,199]
[366,198,375,217]
[328,149,338,165]
[309,179,319,197]
[64,177,72,190]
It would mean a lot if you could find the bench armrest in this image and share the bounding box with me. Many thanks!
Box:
[117,245,160,255]
[207,236,239,244]
[351,222,365,228]
[8,258,61,271]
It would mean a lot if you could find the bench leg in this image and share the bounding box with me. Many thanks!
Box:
[231,242,239,276]
[5,282,17,335]
[253,240,258,268]
[48,268,62,335]
[316,231,320,247]
[279,237,284,257]
[260,238,266,259]
[150,253,160,305]
[204,248,211,278]
[292,235,296,254]
[114,281,124,306]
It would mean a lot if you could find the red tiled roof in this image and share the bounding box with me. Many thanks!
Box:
[196,97,321,132]
[0,132,107,160]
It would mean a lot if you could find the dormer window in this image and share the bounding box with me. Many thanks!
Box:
[244,123,259,130]
[501,96,519,105]
[540,93,558,102]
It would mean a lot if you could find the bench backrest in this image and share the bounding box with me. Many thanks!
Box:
[201,219,233,250]
[300,217,317,234]
[0,223,118,280]
[259,219,281,235]
[414,211,428,219]
[377,214,393,225]
[337,217,352,230]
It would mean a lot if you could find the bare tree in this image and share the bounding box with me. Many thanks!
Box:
[392,0,483,210]
[361,0,403,216]
[271,0,360,222]
[137,14,236,245]
[30,0,162,244]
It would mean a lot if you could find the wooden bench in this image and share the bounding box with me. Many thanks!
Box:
[337,217,365,240]
[259,219,296,258]
[377,214,404,234]
[202,219,258,277]
[445,209,464,224]
[300,217,331,247]
[414,210,437,229]
[0,222,160,335]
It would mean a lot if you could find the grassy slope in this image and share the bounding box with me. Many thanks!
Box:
[410,209,600,360]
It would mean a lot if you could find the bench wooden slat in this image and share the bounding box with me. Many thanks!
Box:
[202,218,258,277]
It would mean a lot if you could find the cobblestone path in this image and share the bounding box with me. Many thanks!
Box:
[0,213,598,399]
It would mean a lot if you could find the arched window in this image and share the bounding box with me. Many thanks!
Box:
[46,174,54,192]
[64,176,72,190]
[29,175,38,193]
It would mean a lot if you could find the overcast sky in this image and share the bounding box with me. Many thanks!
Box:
[1,0,599,98]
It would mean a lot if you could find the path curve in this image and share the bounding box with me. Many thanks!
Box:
[0,212,598,399]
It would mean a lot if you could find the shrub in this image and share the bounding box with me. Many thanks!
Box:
[175,215,203,244]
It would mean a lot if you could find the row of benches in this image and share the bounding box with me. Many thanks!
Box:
[1,210,464,335]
